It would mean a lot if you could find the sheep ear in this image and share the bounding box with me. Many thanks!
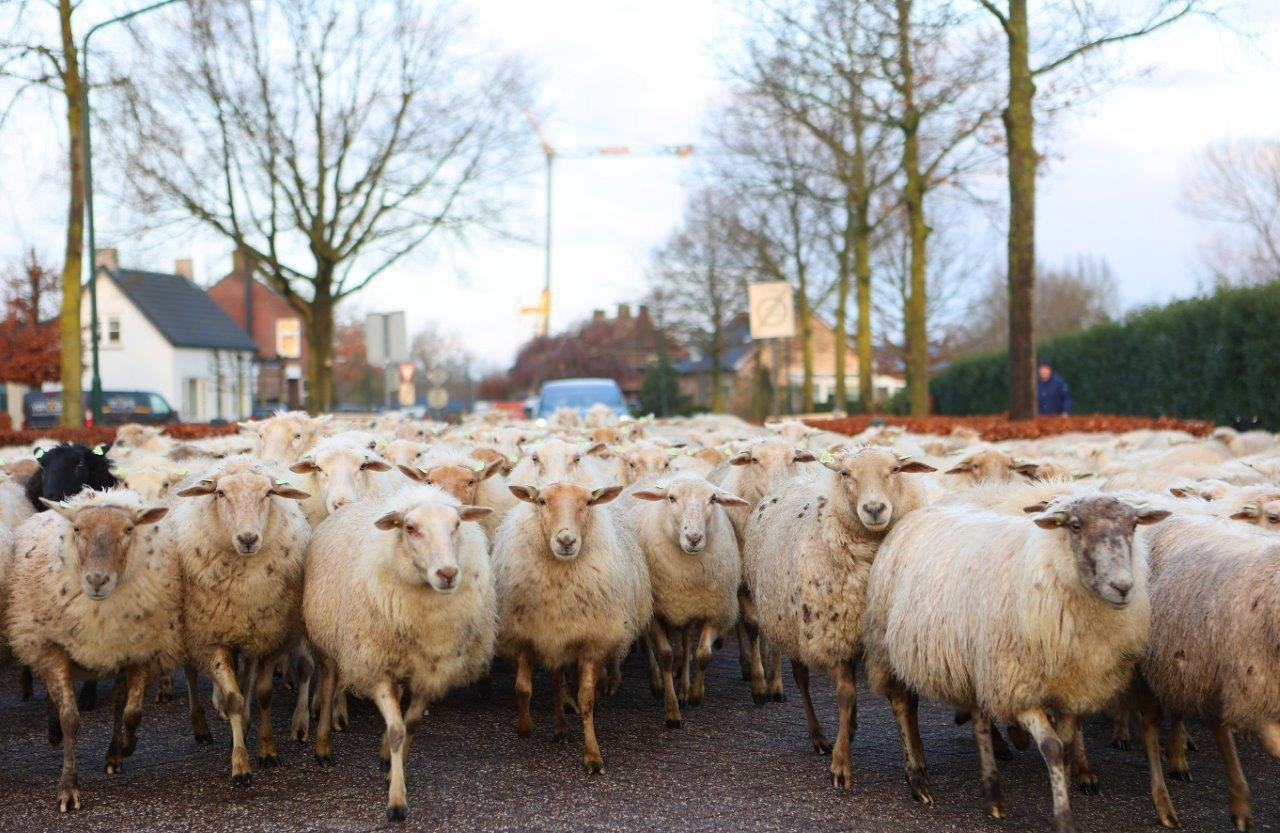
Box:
[1013,462,1040,478]
[588,485,624,506]
[361,457,392,472]
[1169,486,1191,498]
[945,461,972,474]
[374,511,403,530]
[1136,508,1172,525]
[1022,501,1050,514]
[1032,510,1069,529]
[40,497,76,519]
[269,484,310,501]
[458,505,493,522]
[898,460,937,474]
[290,459,319,474]
[237,421,261,434]
[135,506,168,526]
[1231,504,1260,520]
[730,450,752,466]
[509,485,539,503]
[584,442,607,457]
[793,450,816,463]
[632,488,667,502]
[712,491,750,508]
[177,480,216,497]
[480,458,506,481]
[398,465,428,483]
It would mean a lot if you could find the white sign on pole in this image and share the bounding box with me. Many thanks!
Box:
[426,387,449,410]
[748,282,795,340]
[364,312,409,365]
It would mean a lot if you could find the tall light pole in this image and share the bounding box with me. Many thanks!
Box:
[82,0,185,422]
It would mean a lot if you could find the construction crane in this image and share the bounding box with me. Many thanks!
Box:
[521,109,695,338]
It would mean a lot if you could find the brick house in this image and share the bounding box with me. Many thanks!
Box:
[208,250,307,411]
[578,304,683,400]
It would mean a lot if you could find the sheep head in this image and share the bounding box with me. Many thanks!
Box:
[633,474,747,555]
[374,498,491,592]
[42,498,167,600]
[399,457,503,505]
[177,462,309,555]
[821,447,935,533]
[510,481,622,560]
[290,443,391,515]
[27,443,118,511]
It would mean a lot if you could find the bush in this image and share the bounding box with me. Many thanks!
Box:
[638,354,693,418]
[930,282,1280,428]
[805,414,1213,442]
[0,423,238,449]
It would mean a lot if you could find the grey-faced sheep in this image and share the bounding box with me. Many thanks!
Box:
[304,484,496,822]
[1134,515,1280,830]
[742,446,934,788]
[5,489,175,811]
[492,480,651,774]
[621,472,746,727]
[164,456,310,786]
[861,492,1167,833]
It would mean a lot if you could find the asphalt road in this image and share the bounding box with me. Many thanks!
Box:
[2,639,1278,833]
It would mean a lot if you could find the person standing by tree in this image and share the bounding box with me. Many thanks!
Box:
[1036,360,1071,415]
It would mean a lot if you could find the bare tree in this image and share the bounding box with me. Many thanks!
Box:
[107,0,528,411]
[1183,138,1280,286]
[973,0,1201,418]
[1,0,89,425]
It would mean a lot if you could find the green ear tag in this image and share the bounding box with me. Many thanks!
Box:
[816,449,836,465]
[472,460,486,472]
[93,445,106,455]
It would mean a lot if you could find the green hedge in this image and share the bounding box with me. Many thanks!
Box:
[930,282,1280,428]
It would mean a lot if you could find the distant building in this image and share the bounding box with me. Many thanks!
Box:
[84,250,257,421]
[579,304,683,399]
[208,250,307,411]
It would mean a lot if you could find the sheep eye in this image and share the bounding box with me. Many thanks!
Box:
[668,495,677,503]
[891,466,902,474]
[73,526,81,534]
[215,489,226,498]
[124,526,134,534]
[840,471,850,479]
[405,525,419,536]
[537,498,546,506]
[293,433,302,440]
[1069,519,1082,532]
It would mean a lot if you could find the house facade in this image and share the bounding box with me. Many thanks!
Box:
[83,252,257,422]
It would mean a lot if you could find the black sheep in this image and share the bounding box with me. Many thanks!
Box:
[25,442,118,511]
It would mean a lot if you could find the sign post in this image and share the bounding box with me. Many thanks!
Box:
[747,282,796,416]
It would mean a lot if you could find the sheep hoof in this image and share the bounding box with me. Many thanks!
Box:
[583,758,606,776]
[985,803,1004,819]
[812,739,833,755]
[104,755,124,774]
[770,691,787,703]
[1077,776,1100,795]
[314,753,335,767]
[907,773,933,805]
[332,717,347,733]
[258,754,280,768]
[291,726,308,743]
[1167,768,1191,782]
[751,692,767,706]
[1110,739,1132,751]
[194,732,214,746]
[665,718,682,729]
[231,772,252,788]
[386,804,407,823]
[1231,814,1251,832]
[831,770,852,791]
[57,786,81,813]
[552,729,570,743]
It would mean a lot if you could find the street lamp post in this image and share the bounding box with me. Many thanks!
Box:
[82,0,185,423]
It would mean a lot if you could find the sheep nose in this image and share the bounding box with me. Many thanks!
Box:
[684,532,703,548]
[85,572,111,592]
[237,532,260,550]
[434,565,458,588]
[862,502,887,520]
[1108,579,1133,600]
[329,498,347,512]
[555,531,578,551]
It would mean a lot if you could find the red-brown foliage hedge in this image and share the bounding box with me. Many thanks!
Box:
[804,413,1215,442]
[0,423,239,448]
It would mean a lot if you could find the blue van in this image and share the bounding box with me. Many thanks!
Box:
[535,378,628,421]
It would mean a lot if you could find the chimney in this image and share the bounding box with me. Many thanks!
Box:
[174,258,194,280]
[232,247,257,278]
[592,309,606,322]
[617,303,631,320]
[94,248,118,271]
[637,304,651,322]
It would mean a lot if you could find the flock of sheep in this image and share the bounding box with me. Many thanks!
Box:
[0,406,1278,832]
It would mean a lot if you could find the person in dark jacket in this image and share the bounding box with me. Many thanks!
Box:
[1037,361,1071,415]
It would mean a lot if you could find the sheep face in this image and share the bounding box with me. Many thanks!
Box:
[400,459,503,505]
[374,502,491,592]
[27,443,118,509]
[381,439,428,469]
[633,478,747,554]
[1230,495,1280,531]
[1029,496,1169,608]
[528,439,603,484]
[120,466,184,501]
[510,481,623,560]
[42,501,167,599]
[945,448,1016,483]
[823,448,936,533]
[729,439,815,495]
[394,422,431,442]
[291,446,391,515]
[114,423,164,450]
[246,413,328,463]
[625,446,671,483]
[178,469,309,555]
[588,426,623,446]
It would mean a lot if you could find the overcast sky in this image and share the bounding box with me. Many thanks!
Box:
[1,0,1277,370]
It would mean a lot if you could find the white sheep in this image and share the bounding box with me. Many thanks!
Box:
[241,410,329,464]
[5,489,176,811]
[164,456,311,787]
[507,438,606,489]
[861,491,1167,831]
[287,436,395,524]
[397,448,509,539]
[492,479,651,774]
[621,471,746,727]
[303,484,496,822]
[0,476,35,529]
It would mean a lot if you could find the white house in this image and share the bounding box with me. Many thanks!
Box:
[82,257,257,422]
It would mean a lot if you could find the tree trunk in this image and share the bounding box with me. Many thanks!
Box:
[854,213,874,410]
[58,0,85,427]
[1005,0,1038,420]
[304,285,334,413]
[897,0,929,417]
[796,282,814,412]
[833,214,851,414]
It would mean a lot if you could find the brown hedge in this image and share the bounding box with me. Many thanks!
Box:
[0,423,240,448]
[803,413,1215,442]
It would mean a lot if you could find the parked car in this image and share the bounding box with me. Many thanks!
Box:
[534,378,628,421]
[23,390,180,429]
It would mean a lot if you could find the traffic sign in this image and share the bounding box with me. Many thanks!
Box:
[427,387,449,410]
[748,282,795,339]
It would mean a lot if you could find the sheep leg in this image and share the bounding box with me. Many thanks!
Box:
[514,648,534,738]
[185,665,213,744]
[1110,706,1132,751]
[313,659,337,765]
[38,649,81,812]
[105,672,128,774]
[690,622,715,707]
[735,620,752,681]
[77,679,98,712]
[372,680,409,822]
[606,654,622,697]
[642,633,663,701]
[550,667,571,741]
[155,672,174,704]
[828,660,857,790]
[671,627,688,707]
[649,619,682,729]
[972,712,1004,818]
[208,647,252,787]
[1018,707,1075,833]
[1137,696,1179,828]
[990,719,1014,760]
[766,643,785,702]
[255,652,281,766]
[1215,722,1252,832]
[578,657,605,775]
[118,664,147,759]
[1167,715,1192,780]
[791,660,831,754]
[888,685,931,804]
[20,665,33,700]
[741,598,769,705]
[332,690,350,732]
[290,643,315,743]
[1059,714,1099,795]
[239,656,258,730]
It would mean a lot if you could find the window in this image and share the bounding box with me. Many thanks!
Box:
[276,318,301,359]
[106,316,121,345]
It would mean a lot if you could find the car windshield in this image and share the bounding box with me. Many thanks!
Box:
[540,382,622,411]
